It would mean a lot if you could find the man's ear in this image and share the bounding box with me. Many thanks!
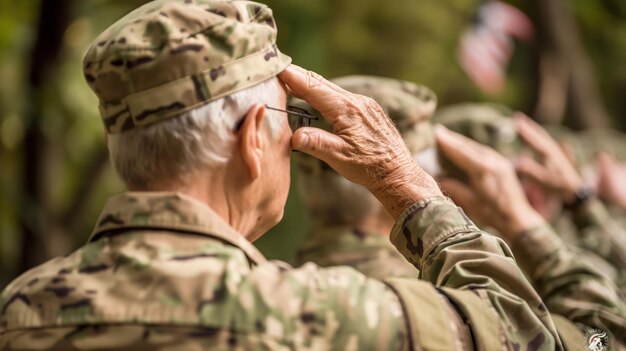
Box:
[239,104,266,180]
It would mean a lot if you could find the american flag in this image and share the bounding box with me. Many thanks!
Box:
[458,1,534,94]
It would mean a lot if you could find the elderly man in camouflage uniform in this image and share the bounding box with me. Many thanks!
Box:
[434,104,626,347]
[0,1,564,350]
[293,76,439,280]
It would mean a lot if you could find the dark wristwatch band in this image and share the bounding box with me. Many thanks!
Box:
[563,187,594,210]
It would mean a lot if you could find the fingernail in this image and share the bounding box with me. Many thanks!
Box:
[292,130,309,150]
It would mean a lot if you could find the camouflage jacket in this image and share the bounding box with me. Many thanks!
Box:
[295,226,419,280]
[512,223,626,348]
[553,198,626,291]
[572,199,626,284]
[0,192,560,350]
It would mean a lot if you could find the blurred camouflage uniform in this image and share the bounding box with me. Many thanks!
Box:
[435,103,626,347]
[294,76,438,280]
[511,223,626,349]
[0,2,562,350]
[544,126,626,291]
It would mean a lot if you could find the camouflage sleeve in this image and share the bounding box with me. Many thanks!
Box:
[390,196,561,350]
[238,260,411,350]
[511,223,626,342]
[571,198,626,273]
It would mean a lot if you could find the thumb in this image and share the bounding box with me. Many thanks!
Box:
[291,127,346,163]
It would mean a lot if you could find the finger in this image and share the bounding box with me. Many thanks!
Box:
[435,124,497,175]
[278,65,350,122]
[513,113,555,156]
[595,152,615,177]
[291,126,348,164]
[439,178,478,211]
[515,155,547,184]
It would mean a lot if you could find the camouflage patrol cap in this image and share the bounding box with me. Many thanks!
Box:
[433,103,524,179]
[434,103,523,157]
[84,0,291,133]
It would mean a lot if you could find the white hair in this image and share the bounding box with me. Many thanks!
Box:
[108,77,283,187]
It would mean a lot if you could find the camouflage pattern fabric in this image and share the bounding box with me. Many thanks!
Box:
[83,0,291,133]
[568,198,626,291]
[0,192,562,350]
[607,204,626,236]
[295,226,419,281]
[389,197,561,350]
[511,223,626,348]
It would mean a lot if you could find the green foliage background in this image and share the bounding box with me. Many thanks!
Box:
[0,0,624,287]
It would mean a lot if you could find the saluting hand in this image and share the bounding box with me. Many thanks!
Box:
[435,125,544,242]
[514,114,584,203]
[278,65,442,218]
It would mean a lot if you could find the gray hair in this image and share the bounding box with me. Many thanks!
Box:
[108,77,283,187]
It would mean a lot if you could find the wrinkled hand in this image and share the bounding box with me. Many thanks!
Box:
[278,65,441,218]
[435,125,544,242]
[514,114,584,203]
[596,152,626,211]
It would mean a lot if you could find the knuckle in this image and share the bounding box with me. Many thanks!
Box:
[361,96,383,112]
[306,70,324,90]
[309,133,326,152]
[359,95,376,106]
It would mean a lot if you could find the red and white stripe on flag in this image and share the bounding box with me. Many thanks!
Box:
[458,1,534,94]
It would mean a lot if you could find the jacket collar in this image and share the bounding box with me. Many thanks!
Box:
[89,191,268,265]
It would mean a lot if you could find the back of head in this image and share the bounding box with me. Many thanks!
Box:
[292,76,437,226]
[83,0,291,187]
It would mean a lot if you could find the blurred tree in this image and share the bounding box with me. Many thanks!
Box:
[531,0,610,129]
[19,0,75,273]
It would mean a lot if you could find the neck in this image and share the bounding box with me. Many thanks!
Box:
[129,169,260,241]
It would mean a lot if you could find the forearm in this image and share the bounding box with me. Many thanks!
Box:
[511,224,626,337]
[390,197,560,350]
